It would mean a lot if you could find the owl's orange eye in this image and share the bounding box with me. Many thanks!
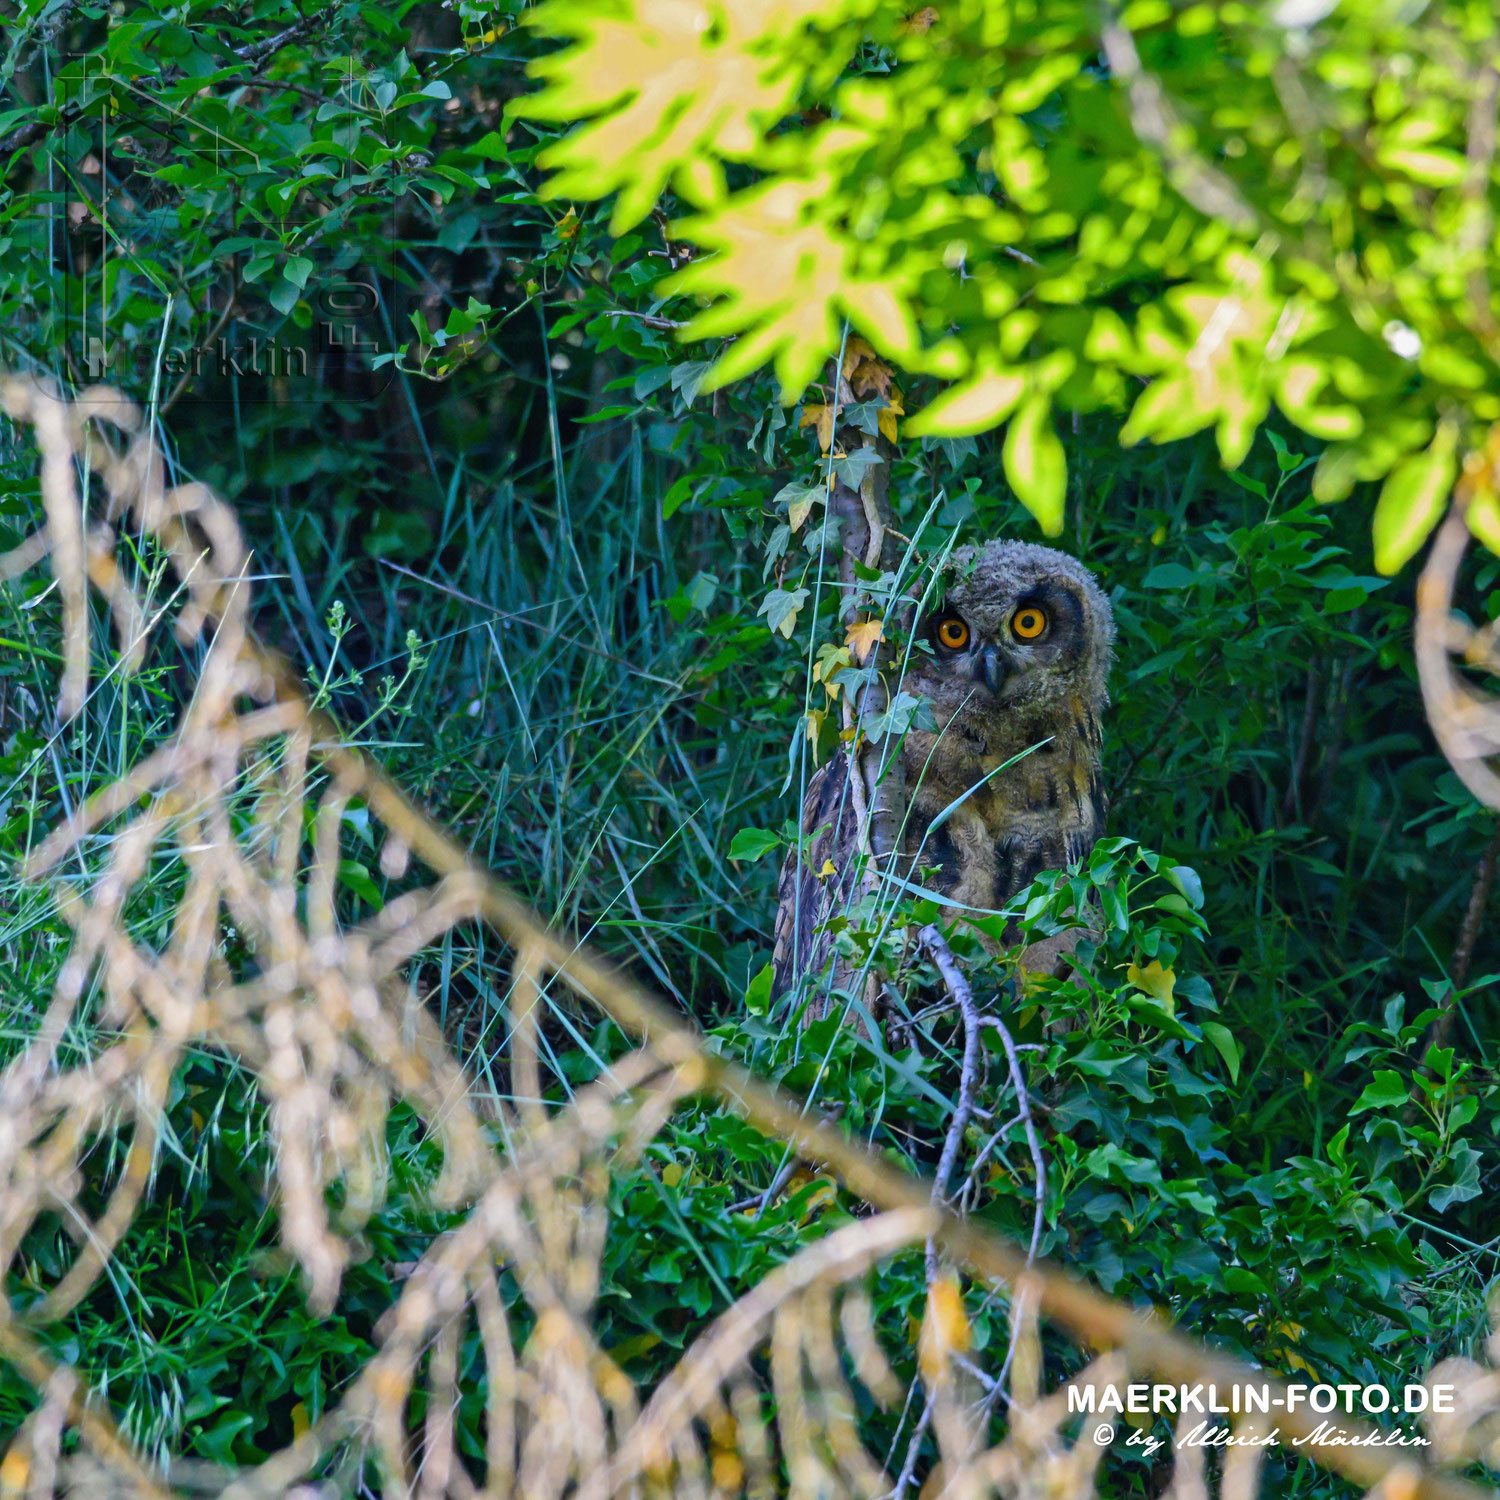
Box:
[936,616,970,650]
[1012,606,1048,640]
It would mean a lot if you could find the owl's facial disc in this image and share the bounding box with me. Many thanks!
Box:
[924,582,1089,704]
[927,607,1006,696]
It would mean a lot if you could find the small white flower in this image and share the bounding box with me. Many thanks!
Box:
[466,698,482,717]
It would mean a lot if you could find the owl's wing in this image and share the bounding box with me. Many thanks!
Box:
[770,751,865,1009]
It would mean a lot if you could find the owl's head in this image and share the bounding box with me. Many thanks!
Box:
[904,541,1114,724]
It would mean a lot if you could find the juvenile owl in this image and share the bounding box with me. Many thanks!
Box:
[771,539,1115,1012]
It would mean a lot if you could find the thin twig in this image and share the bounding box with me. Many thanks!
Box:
[1452,820,1500,989]
[600,309,686,330]
[892,925,985,1500]
[232,14,318,67]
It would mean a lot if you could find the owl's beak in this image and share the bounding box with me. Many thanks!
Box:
[975,645,1007,695]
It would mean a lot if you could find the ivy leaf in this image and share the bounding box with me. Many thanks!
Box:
[1429,1144,1482,1211]
[762,524,791,577]
[1350,1070,1408,1114]
[1126,959,1175,1009]
[772,480,825,532]
[843,336,895,398]
[1002,393,1065,535]
[878,386,904,444]
[758,586,809,638]
[845,617,885,662]
[863,690,934,738]
[830,446,882,488]
[798,403,834,452]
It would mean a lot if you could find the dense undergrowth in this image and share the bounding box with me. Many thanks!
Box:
[2,359,1495,1487]
[0,2,1496,1491]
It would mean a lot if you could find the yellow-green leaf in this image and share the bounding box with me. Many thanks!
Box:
[1126,958,1175,1009]
[1376,146,1466,187]
[845,617,885,662]
[1002,393,1065,535]
[918,1273,970,1383]
[1467,491,1500,556]
[1371,425,1456,575]
[906,368,1025,437]
[1120,371,1211,447]
[798,403,834,453]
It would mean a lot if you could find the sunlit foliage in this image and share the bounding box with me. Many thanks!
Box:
[519,0,1500,555]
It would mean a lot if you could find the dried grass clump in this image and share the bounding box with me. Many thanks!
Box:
[0,373,1493,1500]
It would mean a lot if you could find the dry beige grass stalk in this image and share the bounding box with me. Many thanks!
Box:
[0,372,1494,1500]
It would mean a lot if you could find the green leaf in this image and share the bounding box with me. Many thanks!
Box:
[268,276,303,315]
[863,689,935,738]
[728,827,781,861]
[1377,146,1466,186]
[1199,1022,1241,1083]
[758,586,809,639]
[337,860,384,908]
[830,447,882,489]
[1141,563,1203,590]
[1429,1144,1482,1211]
[634,365,676,399]
[1350,1070,1408,1114]
[1002,393,1065,535]
[1371,425,1456,575]
[661,476,693,519]
[745,962,774,1016]
[1166,865,1204,909]
[464,129,510,160]
[772,481,825,532]
[670,360,713,407]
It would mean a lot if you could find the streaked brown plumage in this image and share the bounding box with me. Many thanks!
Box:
[771,540,1115,1015]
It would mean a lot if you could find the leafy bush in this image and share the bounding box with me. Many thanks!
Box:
[0,2,1496,1492]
